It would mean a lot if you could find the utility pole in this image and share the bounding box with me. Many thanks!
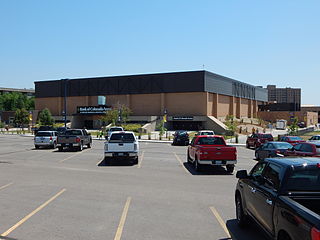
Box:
[63,79,69,128]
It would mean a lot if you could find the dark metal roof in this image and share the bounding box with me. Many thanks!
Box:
[35,70,267,101]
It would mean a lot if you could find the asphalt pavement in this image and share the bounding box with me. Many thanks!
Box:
[0,135,267,240]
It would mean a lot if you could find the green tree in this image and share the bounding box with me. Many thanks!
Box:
[0,92,34,111]
[156,119,167,140]
[14,108,29,130]
[101,109,119,126]
[225,115,237,135]
[119,105,132,124]
[38,108,54,126]
[288,117,298,135]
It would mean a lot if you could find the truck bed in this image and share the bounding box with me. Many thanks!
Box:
[290,196,320,216]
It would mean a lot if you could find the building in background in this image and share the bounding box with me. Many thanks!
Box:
[0,87,35,97]
[266,85,301,111]
[35,70,268,133]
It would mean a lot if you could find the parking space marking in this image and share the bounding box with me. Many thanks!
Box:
[114,197,132,240]
[0,182,13,191]
[59,149,90,163]
[209,206,231,239]
[137,151,145,168]
[173,153,189,174]
[0,188,66,237]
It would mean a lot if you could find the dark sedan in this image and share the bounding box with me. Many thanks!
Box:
[254,141,293,160]
[172,130,189,146]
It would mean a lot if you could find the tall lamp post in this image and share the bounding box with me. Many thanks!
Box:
[62,79,69,128]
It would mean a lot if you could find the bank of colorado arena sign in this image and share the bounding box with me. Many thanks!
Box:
[77,106,112,114]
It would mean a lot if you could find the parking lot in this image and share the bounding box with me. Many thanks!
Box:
[0,135,267,240]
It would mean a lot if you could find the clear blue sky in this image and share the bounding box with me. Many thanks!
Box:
[1,0,319,104]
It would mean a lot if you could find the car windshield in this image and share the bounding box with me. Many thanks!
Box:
[197,137,225,145]
[176,131,187,135]
[273,142,293,149]
[65,130,82,136]
[286,168,320,191]
[109,133,135,143]
[109,128,123,132]
[288,136,302,141]
[36,132,52,137]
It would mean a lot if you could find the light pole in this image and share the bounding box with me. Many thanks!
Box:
[62,78,69,128]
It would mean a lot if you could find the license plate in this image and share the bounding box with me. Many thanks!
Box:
[215,161,222,164]
[118,153,124,156]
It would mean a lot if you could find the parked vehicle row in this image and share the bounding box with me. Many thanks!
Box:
[235,157,320,240]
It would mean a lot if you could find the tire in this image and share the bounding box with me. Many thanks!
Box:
[278,231,292,240]
[246,142,250,149]
[254,143,258,149]
[58,146,63,152]
[187,151,192,163]
[78,143,83,151]
[133,157,138,165]
[236,195,248,228]
[226,164,235,174]
[194,158,202,172]
[255,151,260,160]
[87,142,91,148]
[35,145,39,149]
[52,142,57,149]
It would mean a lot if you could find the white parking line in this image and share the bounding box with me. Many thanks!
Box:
[209,206,232,239]
[173,153,189,174]
[59,149,90,163]
[137,151,145,168]
[0,182,13,191]
[114,197,132,240]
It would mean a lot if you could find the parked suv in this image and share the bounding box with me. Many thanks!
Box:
[172,130,189,146]
[246,133,274,149]
[34,131,58,149]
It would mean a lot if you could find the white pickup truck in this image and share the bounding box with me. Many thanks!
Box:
[104,131,139,165]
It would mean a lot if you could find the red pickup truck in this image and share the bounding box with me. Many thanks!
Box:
[187,135,237,173]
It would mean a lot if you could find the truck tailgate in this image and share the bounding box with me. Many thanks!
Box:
[200,146,237,160]
[58,136,77,144]
[107,143,135,152]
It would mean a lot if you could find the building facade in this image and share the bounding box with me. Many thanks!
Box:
[266,85,301,111]
[35,71,268,132]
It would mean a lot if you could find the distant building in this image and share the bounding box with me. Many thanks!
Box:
[301,105,320,124]
[266,85,301,111]
[35,70,268,132]
[0,87,35,97]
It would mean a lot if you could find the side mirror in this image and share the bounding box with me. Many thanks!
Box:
[236,170,248,179]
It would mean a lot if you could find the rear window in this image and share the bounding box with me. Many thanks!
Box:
[259,134,273,139]
[286,168,320,191]
[273,142,293,149]
[65,130,82,136]
[197,137,225,145]
[200,132,214,135]
[36,132,52,137]
[288,136,302,141]
[109,133,135,143]
[109,127,123,132]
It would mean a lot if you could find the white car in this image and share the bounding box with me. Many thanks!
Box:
[104,131,139,165]
[308,135,320,143]
[34,131,58,149]
[196,130,215,136]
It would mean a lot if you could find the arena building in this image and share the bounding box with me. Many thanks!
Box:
[35,71,268,133]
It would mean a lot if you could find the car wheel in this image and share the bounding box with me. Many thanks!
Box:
[35,145,39,149]
[194,158,202,172]
[133,157,138,165]
[187,151,192,163]
[255,152,260,160]
[226,164,235,174]
[87,142,91,148]
[58,146,63,152]
[78,144,83,151]
[52,142,57,149]
[254,143,258,149]
[246,142,250,148]
[236,195,248,228]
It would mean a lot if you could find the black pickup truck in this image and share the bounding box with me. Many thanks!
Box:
[57,129,92,151]
[235,157,320,240]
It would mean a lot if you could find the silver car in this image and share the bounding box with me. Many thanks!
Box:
[34,131,58,149]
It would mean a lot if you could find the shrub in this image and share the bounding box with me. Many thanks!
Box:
[121,124,142,132]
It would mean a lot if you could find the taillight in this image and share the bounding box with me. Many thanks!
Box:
[276,150,281,154]
[311,227,320,240]
[76,137,80,143]
[50,136,53,140]
[317,163,320,168]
